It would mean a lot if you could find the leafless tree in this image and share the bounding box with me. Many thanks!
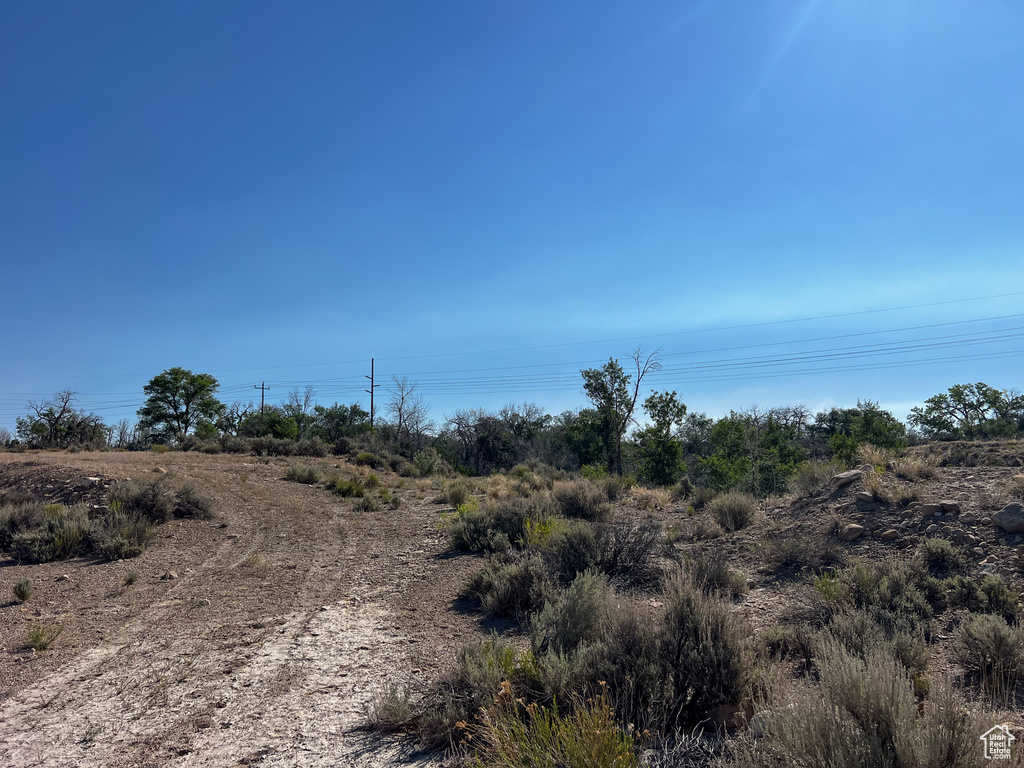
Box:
[283,385,316,437]
[108,418,133,448]
[387,376,431,448]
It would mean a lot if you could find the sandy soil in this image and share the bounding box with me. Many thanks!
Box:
[0,452,482,767]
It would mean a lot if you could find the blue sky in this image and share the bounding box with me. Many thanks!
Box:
[2,1,1022,433]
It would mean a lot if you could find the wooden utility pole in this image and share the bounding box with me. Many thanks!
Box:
[364,359,379,430]
[254,382,270,419]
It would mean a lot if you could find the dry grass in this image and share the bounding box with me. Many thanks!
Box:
[856,443,896,468]
[631,487,671,511]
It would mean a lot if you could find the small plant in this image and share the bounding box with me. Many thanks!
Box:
[954,613,1024,698]
[364,683,416,731]
[553,480,612,522]
[173,483,213,519]
[1004,474,1024,500]
[813,569,849,606]
[13,578,33,602]
[447,482,471,508]
[285,464,321,484]
[791,460,837,496]
[352,494,383,514]
[123,571,139,587]
[922,538,968,577]
[412,448,441,477]
[150,444,169,453]
[26,623,63,651]
[332,478,365,497]
[353,451,384,468]
[856,443,894,469]
[92,511,152,561]
[706,491,757,532]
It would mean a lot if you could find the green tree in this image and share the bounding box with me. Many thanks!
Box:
[636,390,687,486]
[137,368,225,444]
[908,382,1007,439]
[581,349,660,474]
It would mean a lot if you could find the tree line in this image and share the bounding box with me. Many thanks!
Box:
[6,358,1024,496]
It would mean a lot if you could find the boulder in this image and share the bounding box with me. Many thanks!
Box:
[939,500,961,513]
[994,502,1024,533]
[830,470,863,490]
[839,523,865,541]
[880,529,900,540]
[919,503,943,517]
[855,492,875,503]
[960,512,979,525]
[925,524,938,534]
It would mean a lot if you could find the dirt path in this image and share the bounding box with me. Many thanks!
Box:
[0,452,482,767]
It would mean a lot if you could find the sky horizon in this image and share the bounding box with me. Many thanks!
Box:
[2,1,1022,434]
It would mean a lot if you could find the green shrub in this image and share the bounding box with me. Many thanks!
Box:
[732,643,980,768]
[449,497,547,554]
[150,444,169,453]
[954,613,1024,698]
[285,464,321,484]
[413,448,441,477]
[123,571,139,587]
[791,460,838,497]
[109,479,175,523]
[26,623,64,651]
[173,483,213,519]
[466,687,638,768]
[554,480,612,522]
[707,491,757,532]
[352,495,383,514]
[0,502,45,549]
[92,511,152,560]
[10,505,91,563]
[598,521,664,590]
[249,436,297,457]
[332,478,365,497]
[447,482,471,508]
[922,537,969,577]
[354,451,384,468]
[531,570,611,656]
[462,553,553,618]
[13,578,33,602]
[294,437,328,457]
[548,520,601,583]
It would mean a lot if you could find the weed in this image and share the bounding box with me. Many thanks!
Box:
[285,464,321,484]
[332,478,365,497]
[123,571,139,587]
[352,495,383,514]
[13,578,33,602]
[707,491,757,532]
[26,623,63,651]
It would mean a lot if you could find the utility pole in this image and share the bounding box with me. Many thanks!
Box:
[364,359,379,430]
[254,382,270,419]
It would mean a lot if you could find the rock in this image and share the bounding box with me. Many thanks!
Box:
[749,711,770,739]
[980,555,997,565]
[830,470,863,490]
[880,529,900,540]
[855,492,875,503]
[926,524,938,534]
[839,524,865,541]
[54,574,70,582]
[920,503,943,517]
[979,563,998,575]
[153,467,167,474]
[993,502,1024,533]
[857,464,875,473]
[960,513,979,525]
[973,547,985,555]
[79,477,102,488]
[939,500,961,513]
[160,571,178,581]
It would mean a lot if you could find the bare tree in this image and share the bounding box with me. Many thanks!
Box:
[387,376,431,450]
[0,427,12,446]
[283,385,316,437]
[108,418,132,448]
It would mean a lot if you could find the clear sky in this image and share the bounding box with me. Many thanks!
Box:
[2,1,1023,433]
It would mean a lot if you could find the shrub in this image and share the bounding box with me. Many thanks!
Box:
[531,570,612,656]
[761,531,845,573]
[219,434,250,453]
[791,460,837,497]
[0,501,45,549]
[462,553,553,618]
[124,571,139,587]
[449,497,548,554]
[26,623,64,651]
[294,437,328,457]
[10,505,91,563]
[352,495,383,514]
[448,482,471,508]
[173,483,213,519]
[466,685,638,768]
[150,444,169,453]
[331,478,365,497]
[249,436,297,457]
[332,437,353,456]
[354,451,384,468]
[1005,474,1024,500]
[732,643,981,768]
[707,491,757,532]
[891,456,936,481]
[364,684,416,732]
[13,578,33,602]
[922,537,969,577]
[549,520,601,583]
[659,574,751,729]
[598,521,664,590]
[413,448,441,477]
[109,479,175,523]
[92,511,152,560]
[553,480,612,522]
[285,464,321,484]
[954,613,1024,698]
[686,550,748,598]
